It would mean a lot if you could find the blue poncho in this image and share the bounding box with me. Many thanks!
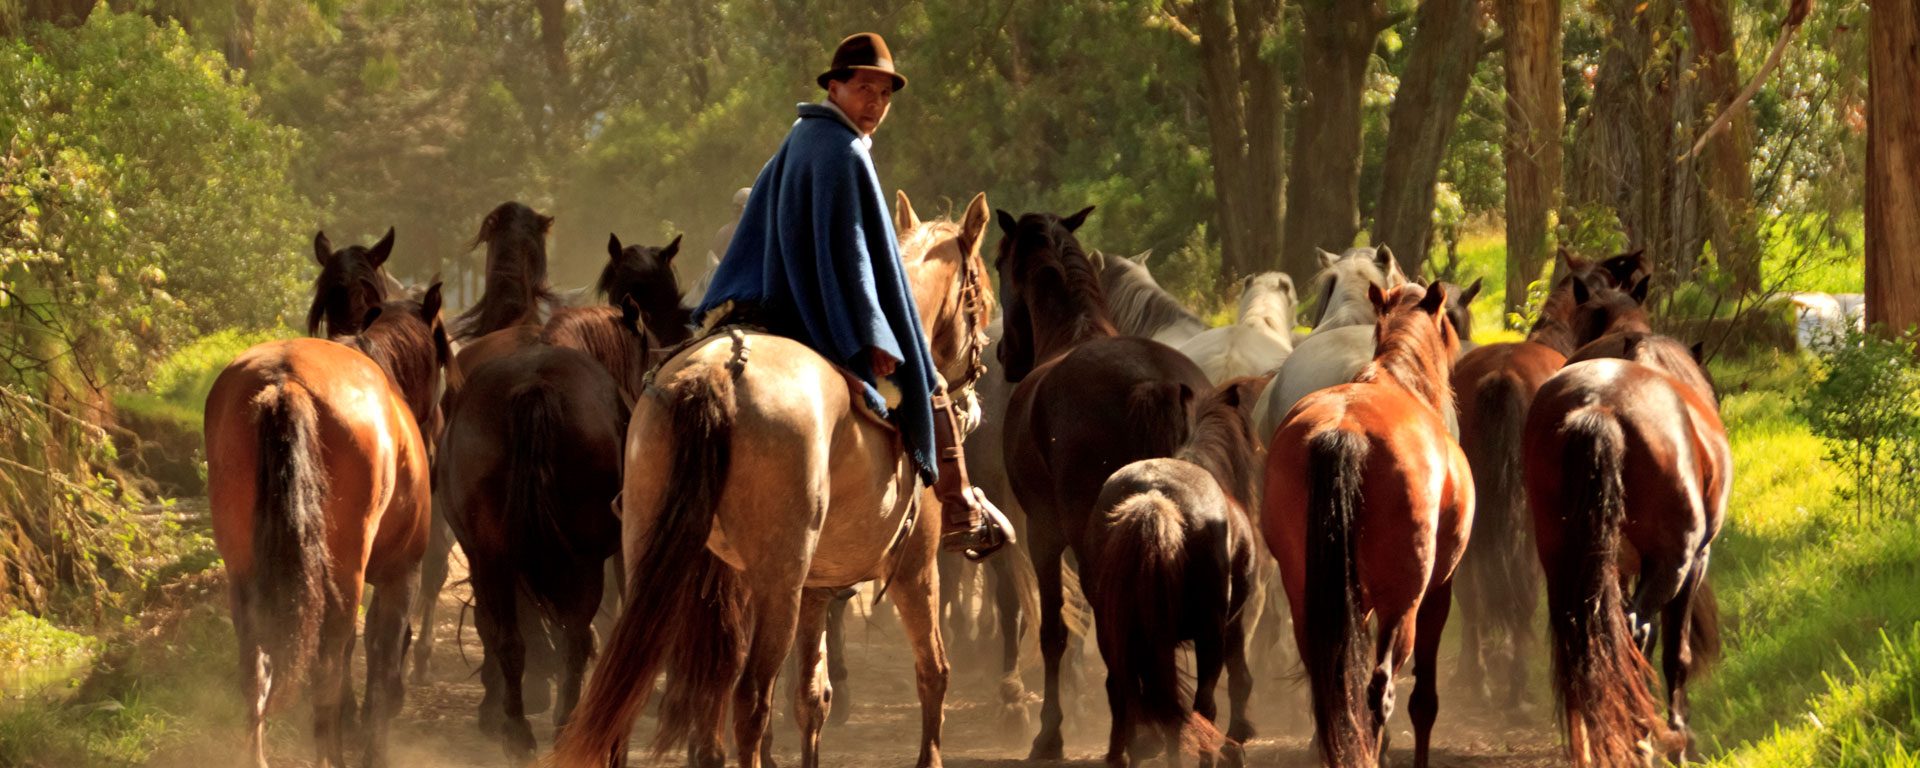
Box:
[697,102,940,483]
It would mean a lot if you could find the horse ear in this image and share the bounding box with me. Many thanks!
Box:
[996,209,1019,237]
[1630,274,1652,304]
[1367,282,1389,315]
[1279,273,1297,299]
[420,280,444,321]
[1419,282,1449,315]
[1220,381,1242,409]
[1461,277,1483,305]
[538,213,555,234]
[359,304,384,329]
[1061,205,1095,232]
[1317,248,1340,268]
[661,234,683,264]
[959,192,990,249]
[1572,277,1592,305]
[313,230,333,266]
[1690,341,1706,363]
[607,232,623,260]
[1130,250,1152,266]
[1377,245,1408,285]
[894,190,921,232]
[368,227,395,267]
[472,207,501,248]
[1556,246,1589,274]
[621,293,643,331]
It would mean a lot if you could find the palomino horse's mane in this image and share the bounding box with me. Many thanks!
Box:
[1357,285,1460,427]
[1095,252,1205,340]
[901,215,997,390]
[1178,374,1271,511]
[455,201,559,341]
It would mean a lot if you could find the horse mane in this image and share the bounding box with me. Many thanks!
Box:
[1097,252,1203,339]
[1178,375,1270,511]
[1357,286,1459,427]
[455,202,558,340]
[339,298,441,423]
[1057,236,1120,342]
[1527,277,1585,354]
[543,306,650,401]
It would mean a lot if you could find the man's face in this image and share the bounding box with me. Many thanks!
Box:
[828,70,894,137]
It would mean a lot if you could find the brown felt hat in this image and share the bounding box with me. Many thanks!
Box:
[816,32,907,92]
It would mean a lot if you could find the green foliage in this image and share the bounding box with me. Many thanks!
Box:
[1796,330,1920,520]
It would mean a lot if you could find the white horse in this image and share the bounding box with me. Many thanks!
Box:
[1253,246,1412,438]
[1090,249,1208,346]
[1177,271,1299,383]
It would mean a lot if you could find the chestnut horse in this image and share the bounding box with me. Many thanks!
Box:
[205,284,454,768]
[1524,278,1728,766]
[549,192,996,768]
[1263,283,1470,768]
[995,207,1212,760]
[1088,375,1268,768]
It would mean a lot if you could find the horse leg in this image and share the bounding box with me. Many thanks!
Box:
[521,594,558,717]
[232,592,270,768]
[555,565,605,738]
[1223,611,1255,768]
[1629,557,1686,657]
[1660,555,1708,762]
[734,585,802,768]
[1453,579,1490,705]
[1368,610,1416,767]
[1410,580,1454,768]
[475,596,505,734]
[1029,532,1069,760]
[990,552,1031,737]
[1194,619,1228,768]
[311,594,358,768]
[825,589,852,725]
[472,565,537,761]
[361,569,419,768]
[791,588,833,768]
[410,499,454,685]
[887,515,951,768]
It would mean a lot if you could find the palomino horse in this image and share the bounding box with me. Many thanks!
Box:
[1251,247,1414,441]
[549,192,996,768]
[995,207,1212,760]
[1089,375,1268,768]
[439,237,684,761]
[306,227,404,337]
[1448,249,1620,708]
[1092,249,1209,347]
[1525,278,1728,766]
[1177,272,1299,384]
[206,284,454,768]
[1263,283,1471,768]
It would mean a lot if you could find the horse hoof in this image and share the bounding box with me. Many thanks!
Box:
[1028,731,1064,760]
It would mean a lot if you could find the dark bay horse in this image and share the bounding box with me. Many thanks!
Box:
[1447,249,1620,708]
[307,227,404,337]
[994,207,1212,760]
[1263,283,1470,768]
[1524,279,1729,766]
[550,192,996,768]
[454,201,561,342]
[1089,375,1268,768]
[205,284,454,768]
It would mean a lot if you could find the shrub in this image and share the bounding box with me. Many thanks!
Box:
[1797,329,1920,520]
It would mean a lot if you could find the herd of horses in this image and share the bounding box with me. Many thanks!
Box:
[202,192,1728,768]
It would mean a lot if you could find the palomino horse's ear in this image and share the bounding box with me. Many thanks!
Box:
[313,230,333,266]
[1061,206,1095,232]
[1129,250,1152,266]
[1460,277,1483,306]
[1367,282,1390,316]
[996,209,1019,237]
[1418,281,1449,315]
[607,232,624,260]
[660,234,683,264]
[894,190,921,233]
[1317,248,1340,268]
[1572,276,1593,305]
[1630,274,1652,305]
[368,227,396,267]
[959,193,990,250]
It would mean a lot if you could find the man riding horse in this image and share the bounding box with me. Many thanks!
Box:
[696,32,1012,559]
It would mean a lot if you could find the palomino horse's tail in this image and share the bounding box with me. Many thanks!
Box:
[245,383,332,707]
[1460,373,1540,641]
[547,363,742,767]
[1544,407,1667,766]
[1301,428,1372,767]
[1092,493,1223,755]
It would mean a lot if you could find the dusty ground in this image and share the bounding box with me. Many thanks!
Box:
[146,555,1563,768]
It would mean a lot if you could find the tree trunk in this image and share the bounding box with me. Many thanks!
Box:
[1187,0,1287,286]
[1282,0,1384,285]
[1373,0,1486,278]
[1684,0,1760,295]
[1496,0,1563,319]
[222,0,257,71]
[1867,0,1920,337]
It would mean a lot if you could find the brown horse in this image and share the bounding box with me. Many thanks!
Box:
[1447,249,1624,708]
[994,207,1212,760]
[454,201,560,341]
[205,284,454,768]
[1088,375,1268,768]
[306,227,404,337]
[548,191,995,768]
[1263,283,1470,768]
[1524,279,1729,766]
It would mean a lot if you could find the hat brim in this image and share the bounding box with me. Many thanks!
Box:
[816,66,907,92]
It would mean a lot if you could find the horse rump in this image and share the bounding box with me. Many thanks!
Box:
[548,363,745,767]
[244,383,333,708]
[1541,407,1667,765]
[1301,428,1372,767]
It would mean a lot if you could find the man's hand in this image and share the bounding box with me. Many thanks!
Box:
[870,348,899,377]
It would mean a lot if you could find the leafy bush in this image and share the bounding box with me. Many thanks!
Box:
[1797,329,1920,520]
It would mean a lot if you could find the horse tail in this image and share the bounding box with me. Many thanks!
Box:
[1092,492,1223,753]
[504,381,575,615]
[1461,373,1540,637]
[245,383,332,706]
[547,363,741,767]
[1544,407,1666,766]
[1301,428,1372,767]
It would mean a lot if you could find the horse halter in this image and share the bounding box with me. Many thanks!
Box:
[948,236,992,428]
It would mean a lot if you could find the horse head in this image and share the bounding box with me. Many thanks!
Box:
[1365,281,1463,420]
[1436,277,1483,348]
[602,232,691,347]
[1238,271,1298,331]
[1568,273,1653,349]
[992,205,1107,383]
[454,201,556,340]
[898,191,995,391]
[307,227,397,337]
[1309,245,1408,330]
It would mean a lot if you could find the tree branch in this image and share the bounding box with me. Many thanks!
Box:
[1676,0,1816,163]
